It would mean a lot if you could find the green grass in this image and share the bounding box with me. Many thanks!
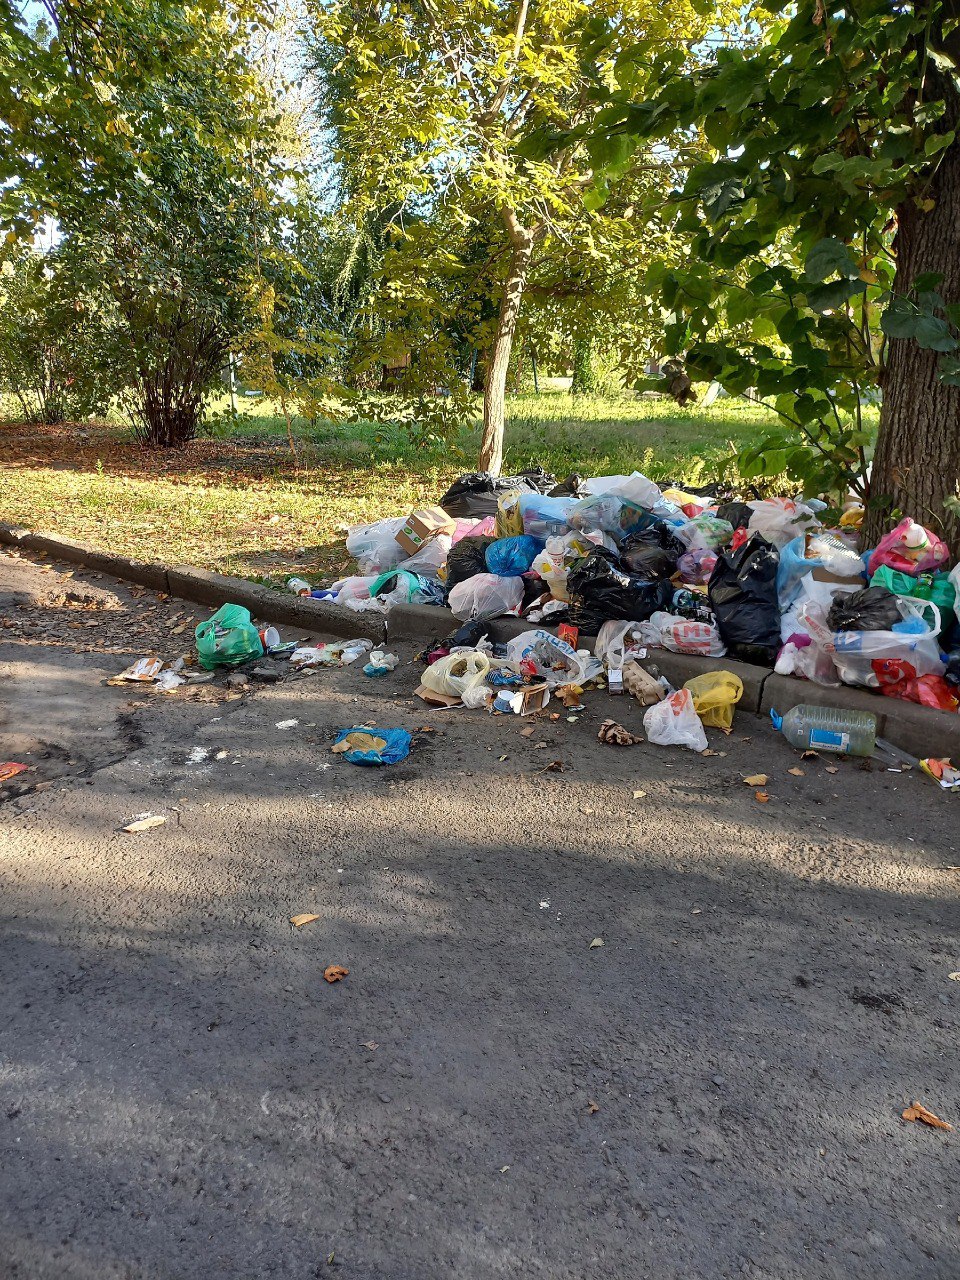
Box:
[0,390,829,584]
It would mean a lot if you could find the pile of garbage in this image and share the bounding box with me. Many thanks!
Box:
[293,466,960,716]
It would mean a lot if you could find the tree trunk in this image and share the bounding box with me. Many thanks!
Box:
[480,235,533,474]
[571,330,595,396]
[866,141,960,552]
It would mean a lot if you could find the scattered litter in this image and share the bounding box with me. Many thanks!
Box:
[0,763,29,783]
[632,789,646,799]
[107,656,163,685]
[920,758,960,789]
[643,689,708,752]
[597,718,642,746]
[587,1101,600,1114]
[901,1101,952,1131]
[323,965,349,983]
[363,650,400,677]
[754,790,770,803]
[276,719,299,730]
[788,767,805,776]
[290,913,320,927]
[331,727,412,765]
[948,972,960,982]
[589,937,604,949]
[187,746,209,765]
[122,814,166,832]
[195,603,264,669]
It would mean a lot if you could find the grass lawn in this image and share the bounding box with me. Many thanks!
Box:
[0,390,801,584]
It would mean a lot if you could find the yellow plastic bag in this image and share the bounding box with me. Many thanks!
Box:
[495,489,525,539]
[683,671,744,732]
[420,650,491,698]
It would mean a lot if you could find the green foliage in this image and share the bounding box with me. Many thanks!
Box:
[584,0,960,506]
[0,245,122,424]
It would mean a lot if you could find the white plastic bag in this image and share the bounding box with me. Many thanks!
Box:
[346,518,408,575]
[640,610,726,657]
[447,573,524,620]
[334,575,376,604]
[643,689,708,752]
[746,498,820,548]
[795,599,945,687]
[504,628,590,687]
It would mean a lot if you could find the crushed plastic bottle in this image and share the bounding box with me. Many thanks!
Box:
[771,704,877,757]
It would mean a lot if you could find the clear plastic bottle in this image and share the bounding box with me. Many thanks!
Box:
[771,704,877,757]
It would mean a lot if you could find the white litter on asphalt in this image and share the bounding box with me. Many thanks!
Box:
[187,746,209,764]
[276,719,299,730]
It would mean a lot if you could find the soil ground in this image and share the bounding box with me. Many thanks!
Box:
[1,547,958,1280]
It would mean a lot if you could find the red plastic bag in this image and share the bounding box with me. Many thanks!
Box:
[882,674,959,712]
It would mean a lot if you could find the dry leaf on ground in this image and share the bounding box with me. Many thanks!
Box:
[754,790,770,803]
[0,762,29,783]
[122,814,165,832]
[902,1101,952,1130]
[323,965,349,983]
[290,913,320,928]
[587,1101,600,1114]
[801,749,819,759]
[825,765,839,774]
[589,937,604,949]
[788,767,805,777]
[598,718,642,746]
[520,726,536,738]
[743,774,768,786]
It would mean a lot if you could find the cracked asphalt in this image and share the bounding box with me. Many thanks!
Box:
[1,546,959,1280]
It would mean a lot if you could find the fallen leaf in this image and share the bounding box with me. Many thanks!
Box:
[788,767,805,777]
[417,725,436,734]
[825,765,839,774]
[743,774,768,786]
[902,1101,952,1131]
[589,937,604,949]
[581,807,594,815]
[948,972,960,982]
[290,913,320,927]
[171,624,187,635]
[801,749,819,759]
[498,754,508,762]
[323,965,349,983]
[587,1101,600,1114]
[544,760,564,772]
[520,726,536,738]
[549,713,561,722]
[122,814,165,832]
[0,762,29,783]
[598,718,642,746]
[361,1040,379,1050]
[533,741,548,749]
[754,790,770,803]
[702,748,719,757]
[632,789,646,799]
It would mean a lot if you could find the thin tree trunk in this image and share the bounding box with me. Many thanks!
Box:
[571,330,594,396]
[480,234,533,474]
[866,140,960,552]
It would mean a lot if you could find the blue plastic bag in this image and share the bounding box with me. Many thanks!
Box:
[485,534,543,576]
[332,727,412,765]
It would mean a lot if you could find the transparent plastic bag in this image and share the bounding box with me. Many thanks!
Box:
[683,671,744,730]
[568,493,625,534]
[518,493,576,539]
[797,599,945,687]
[447,572,524,620]
[495,489,526,539]
[398,533,452,579]
[346,518,408,575]
[594,620,646,670]
[504,628,590,687]
[677,514,733,553]
[643,688,708,752]
[420,650,491,697]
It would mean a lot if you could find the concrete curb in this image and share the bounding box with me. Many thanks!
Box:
[4,523,960,757]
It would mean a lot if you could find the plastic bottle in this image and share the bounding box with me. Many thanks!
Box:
[771,704,877,757]
[286,577,312,596]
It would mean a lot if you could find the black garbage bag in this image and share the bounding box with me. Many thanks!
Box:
[566,548,675,634]
[440,468,556,518]
[826,586,902,632]
[447,619,491,649]
[620,521,685,579]
[444,536,496,597]
[708,534,781,664]
[716,500,754,532]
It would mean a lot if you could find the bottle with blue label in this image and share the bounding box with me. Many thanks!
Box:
[771,704,877,757]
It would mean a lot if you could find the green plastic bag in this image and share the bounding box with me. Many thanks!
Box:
[870,564,956,613]
[195,603,264,670]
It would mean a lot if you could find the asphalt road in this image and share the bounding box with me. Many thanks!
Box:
[1,546,959,1280]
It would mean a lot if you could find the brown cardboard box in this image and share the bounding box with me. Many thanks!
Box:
[396,507,457,556]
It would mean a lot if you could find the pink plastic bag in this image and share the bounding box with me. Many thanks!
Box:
[868,518,950,577]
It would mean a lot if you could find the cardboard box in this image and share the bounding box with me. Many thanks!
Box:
[396,507,456,556]
[415,683,462,707]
